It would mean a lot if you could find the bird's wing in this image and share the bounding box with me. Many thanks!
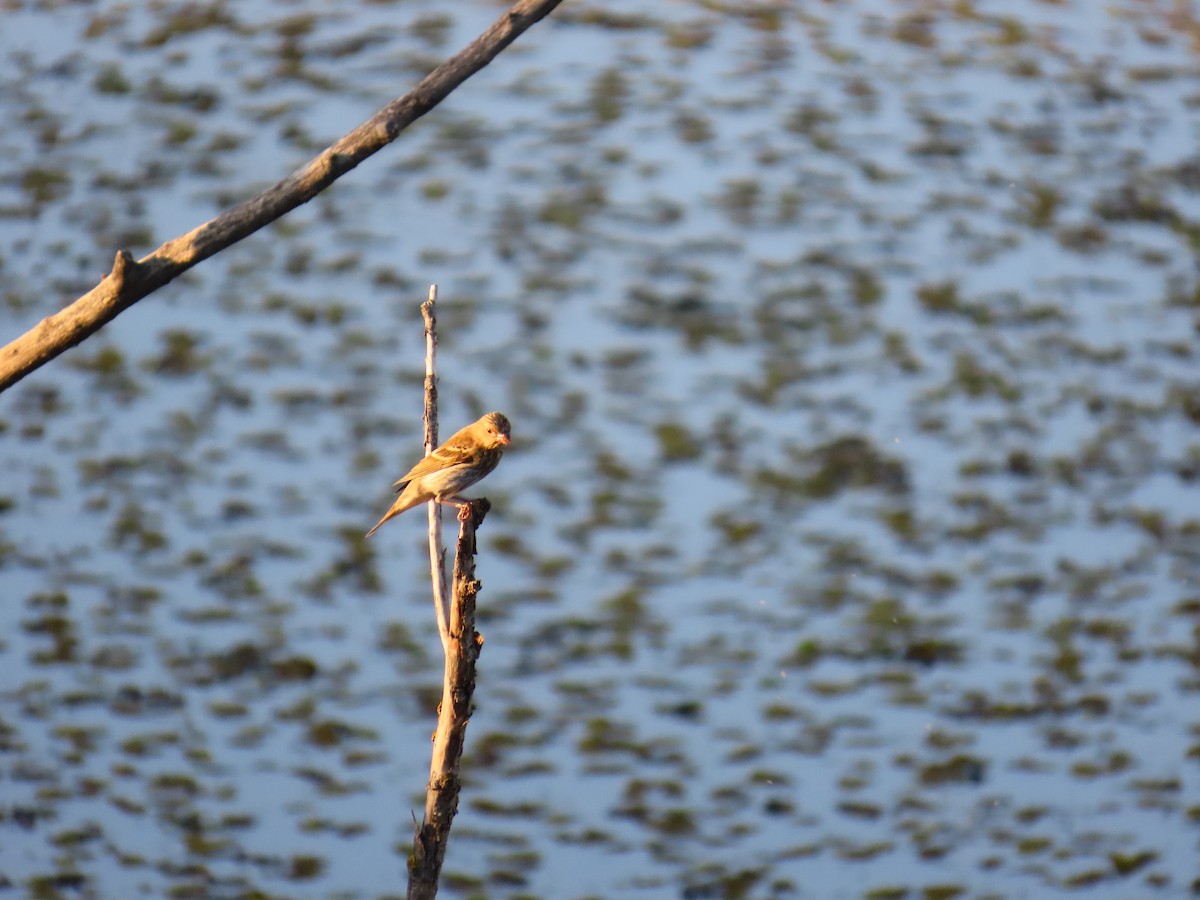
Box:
[391,431,477,490]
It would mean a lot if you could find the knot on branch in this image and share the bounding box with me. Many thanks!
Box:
[104,250,137,290]
[428,772,460,797]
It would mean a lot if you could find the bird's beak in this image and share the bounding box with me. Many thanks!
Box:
[498,433,511,446]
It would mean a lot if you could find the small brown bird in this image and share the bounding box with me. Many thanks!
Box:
[365,412,511,537]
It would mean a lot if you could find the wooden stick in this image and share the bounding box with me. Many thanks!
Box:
[0,0,567,394]
[409,501,489,899]
[421,287,450,650]
[407,284,493,897]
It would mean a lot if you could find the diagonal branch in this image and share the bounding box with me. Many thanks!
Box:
[0,0,566,394]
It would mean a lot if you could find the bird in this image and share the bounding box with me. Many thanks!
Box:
[365,412,511,537]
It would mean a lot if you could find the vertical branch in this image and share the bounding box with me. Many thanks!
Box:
[409,500,489,900]
[409,286,495,896]
[421,286,450,648]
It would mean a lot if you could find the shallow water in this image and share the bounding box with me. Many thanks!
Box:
[2,1,1199,898]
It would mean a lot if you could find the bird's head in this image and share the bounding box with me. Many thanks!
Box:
[479,411,511,447]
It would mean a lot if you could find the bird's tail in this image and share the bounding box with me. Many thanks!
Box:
[364,485,422,537]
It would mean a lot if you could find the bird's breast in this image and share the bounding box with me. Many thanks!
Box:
[419,465,476,498]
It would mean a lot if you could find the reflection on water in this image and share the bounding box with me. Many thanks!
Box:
[1,1,1198,897]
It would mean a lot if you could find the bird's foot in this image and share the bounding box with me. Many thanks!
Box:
[437,497,472,521]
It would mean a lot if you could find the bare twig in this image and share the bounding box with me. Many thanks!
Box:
[421,286,450,650]
[409,500,489,900]
[408,291,491,897]
[0,0,566,394]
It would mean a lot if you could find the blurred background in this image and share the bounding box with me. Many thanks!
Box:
[1,1,1198,897]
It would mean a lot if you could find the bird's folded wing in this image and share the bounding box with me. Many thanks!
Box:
[391,440,475,490]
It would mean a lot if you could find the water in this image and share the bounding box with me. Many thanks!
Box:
[2,1,1198,897]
